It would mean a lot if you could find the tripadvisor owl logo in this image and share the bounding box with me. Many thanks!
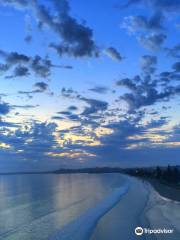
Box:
[135,227,143,236]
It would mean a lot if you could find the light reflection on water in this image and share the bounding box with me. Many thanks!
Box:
[0,173,124,240]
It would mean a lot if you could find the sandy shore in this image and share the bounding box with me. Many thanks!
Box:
[145,178,180,202]
[92,175,180,240]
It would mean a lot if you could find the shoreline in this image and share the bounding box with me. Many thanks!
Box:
[1,170,179,202]
[144,177,180,202]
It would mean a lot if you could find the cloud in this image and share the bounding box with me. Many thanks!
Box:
[33,82,49,92]
[89,86,108,94]
[30,0,98,57]
[165,44,180,59]
[0,0,180,170]
[55,108,81,122]
[0,0,28,8]
[68,105,78,111]
[24,34,32,43]
[165,124,180,143]
[172,62,180,72]
[78,115,148,161]
[30,55,52,78]
[1,122,59,163]
[0,63,10,73]
[104,47,123,61]
[117,74,180,112]
[0,119,19,127]
[116,78,137,90]
[123,0,180,13]
[0,101,10,115]
[0,49,71,79]
[12,104,39,109]
[0,50,31,78]
[17,82,50,99]
[6,65,30,78]
[81,98,108,116]
[61,87,79,98]
[0,50,30,64]
[138,33,166,51]
[145,117,168,129]
[140,55,157,74]
[122,12,163,33]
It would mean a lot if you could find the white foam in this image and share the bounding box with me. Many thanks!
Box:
[50,182,130,240]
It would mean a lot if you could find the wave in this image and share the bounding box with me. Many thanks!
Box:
[50,182,130,240]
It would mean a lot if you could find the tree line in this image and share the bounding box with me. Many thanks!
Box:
[125,165,180,185]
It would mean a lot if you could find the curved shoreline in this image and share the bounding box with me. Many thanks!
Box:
[50,182,130,240]
[145,178,180,202]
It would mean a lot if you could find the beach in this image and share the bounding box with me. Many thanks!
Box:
[0,173,180,240]
[92,176,180,240]
[147,178,180,202]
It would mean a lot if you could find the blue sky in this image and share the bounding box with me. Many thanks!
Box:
[0,0,180,172]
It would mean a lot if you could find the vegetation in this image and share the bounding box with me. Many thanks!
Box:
[125,165,180,186]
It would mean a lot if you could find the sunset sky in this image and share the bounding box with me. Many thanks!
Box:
[0,0,180,172]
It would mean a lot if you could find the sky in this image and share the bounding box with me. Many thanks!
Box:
[0,0,180,172]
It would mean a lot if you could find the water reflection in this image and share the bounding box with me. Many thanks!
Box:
[0,173,123,240]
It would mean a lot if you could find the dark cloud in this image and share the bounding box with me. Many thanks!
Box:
[0,101,10,115]
[14,65,30,77]
[81,116,147,162]
[12,104,39,109]
[68,105,78,111]
[52,116,65,120]
[0,63,10,73]
[17,82,50,99]
[29,0,98,57]
[5,52,30,65]
[55,110,80,122]
[33,82,49,92]
[0,119,19,127]
[172,62,180,72]
[0,49,71,79]
[89,86,108,94]
[61,87,78,98]
[124,0,180,13]
[66,114,80,121]
[81,98,108,116]
[0,0,179,169]
[165,44,180,59]
[57,111,72,116]
[116,78,137,91]
[0,50,30,65]
[104,47,123,61]
[117,74,180,112]
[1,121,59,162]
[159,69,180,84]
[145,117,168,129]
[24,34,32,43]
[139,33,166,51]
[140,55,157,74]
[6,65,30,78]
[161,124,180,144]
[30,55,51,78]
[18,91,34,98]
[122,12,163,33]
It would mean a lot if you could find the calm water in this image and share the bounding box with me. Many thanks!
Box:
[0,173,126,240]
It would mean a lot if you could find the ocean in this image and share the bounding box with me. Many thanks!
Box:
[0,173,127,240]
[0,173,179,240]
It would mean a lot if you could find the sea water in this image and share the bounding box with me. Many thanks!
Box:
[0,173,127,240]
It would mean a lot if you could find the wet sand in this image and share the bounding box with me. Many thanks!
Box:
[145,178,180,202]
[91,176,180,240]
